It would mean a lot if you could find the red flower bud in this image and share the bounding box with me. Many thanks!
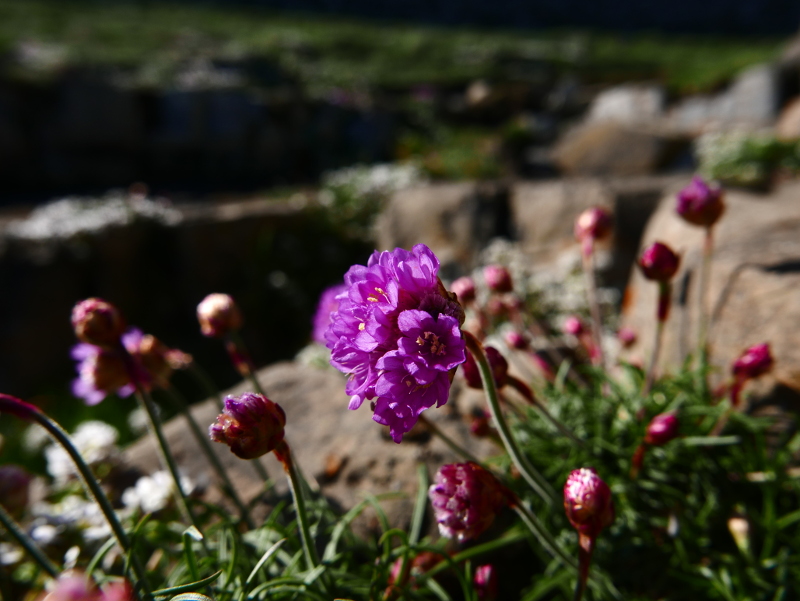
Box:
[462,347,508,390]
[644,412,680,446]
[474,564,499,601]
[71,298,126,347]
[483,265,513,293]
[676,176,725,228]
[209,392,286,459]
[638,242,680,282]
[617,326,637,348]
[574,207,612,245]
[563,316,586,337]
[429,462,514,542]
[504,330,528,350]
[451,276,477,303]
[732,343,774,380]
[564,467,614,540]
[197,293,243,338]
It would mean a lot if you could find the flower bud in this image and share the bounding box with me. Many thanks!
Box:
[209,392,286,459]
[483,265,513,294]
[462,347,508,390]
[474,564,498,601]
[732,343,774,380]
[386,550,443,591]
[429,462,514,542]
[644,412,680,446]
[563,316,586,337]
[43,571,101,601]
[676,176,725,228]
[197,293,243,338]
[617,326,637,348]
[574,207,612,245]
[469,408,492,438]
[451,276,477,303]
[0,464,32,515]
[504,330,528,350]
[638,242,680,282]
[564,467,614,539]
[727,516,750,554]
[71,298,126,347]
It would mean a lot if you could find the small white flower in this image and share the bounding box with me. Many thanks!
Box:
[122,470,194,514]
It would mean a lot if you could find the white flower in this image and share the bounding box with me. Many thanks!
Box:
[122,470,194,514]
[46,421,120,483]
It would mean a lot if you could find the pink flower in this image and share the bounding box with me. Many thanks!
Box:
[574,207,612,247]
[676,176,724,228]
[617,326,637,348]
[732,343,774,380]
[504,330,528,350]
[474,564,498,600]
[209,392,287,460]
[644,413,680,446]
[563,467,614,540]
[483,265,513,293]
[197,293,243,338]
[638,242,680,282]
[311,283,347,345]
[71,298,126,348]
[563,316,586,337]
[451,276,476,303]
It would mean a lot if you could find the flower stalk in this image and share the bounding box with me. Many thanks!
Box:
[0,501,59,578]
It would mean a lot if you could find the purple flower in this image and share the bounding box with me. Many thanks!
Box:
[209,392,286,459]
[429,462,513,542]
[312,283,347,345]
[676,176,725,227]
[71,298,126,348]
[326,244,466,442]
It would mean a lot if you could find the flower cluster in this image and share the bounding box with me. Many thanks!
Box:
[325,244,466,442]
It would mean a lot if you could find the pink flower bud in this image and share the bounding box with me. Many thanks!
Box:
[451,276,477,303]
[563,316,586,337]
[429,462,514,542]
[462,347,509,390]
[474,564,498,601]
[564,467,614,540]
[483,265,513,293]
[386,551,444,595]
[676,176,725,228]
[644,413,680,446]
[209,392,286,460]
[71,298,126,348]
[732,343,774,380]
[504,330,528,350]
[638,242,680,282]
[574,207,612,245]
[43,571,101,601]
[617,326,637,348]
[197,293,243,338]
[0,464,32,515]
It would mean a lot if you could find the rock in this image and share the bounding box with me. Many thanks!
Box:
[552,122,671,176]
[373,182,511,277]
[620,178,800,398]
[123,361,496,536]
[776,96,800,139]
[586,85,665,125]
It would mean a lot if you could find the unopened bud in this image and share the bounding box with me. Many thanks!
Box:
[209,392,286,460]
[474,564,498,601]
[504,330,528,350]
[71,298,126,347]
[563,316,586,337]
[462,347,508,390]
[644,412,680,446]
[574,207,612,246]
[564,467,614,539]
[197,293,243,338]
[617,326,637,348]
[639,242,680,282]
[451,276,477,303]
[732,343,774,380]
[483,265,513,294]
[676,176,725,228]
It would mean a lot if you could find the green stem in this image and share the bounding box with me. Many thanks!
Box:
[464,332,556,505]
[512,503,578,572]
[643,319,665,396]
[418,414,483,464]
[164,387,256,530]
[0,395,148,598]
[698,227,714,362]
[0,502,59,578]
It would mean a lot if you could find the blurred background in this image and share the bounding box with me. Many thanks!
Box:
[1,0,800,455]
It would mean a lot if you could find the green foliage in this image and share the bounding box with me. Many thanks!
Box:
[696,132,800,188]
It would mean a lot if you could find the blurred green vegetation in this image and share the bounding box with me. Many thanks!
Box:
[0,0,784,95]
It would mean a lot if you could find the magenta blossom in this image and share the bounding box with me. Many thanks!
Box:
[676,176,724,228]
[564,467,614,540]
[209,392,287,460]
[483,265,513,293]
[732,343,774,380]
[326,244,466,442]
[312,283,347,345]
[645,413,680,446]
[639,242,680,283]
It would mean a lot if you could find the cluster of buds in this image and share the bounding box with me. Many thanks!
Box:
[563,467,614,600]
[729,343,774,407]
[631,413,680,477]
[70,299,191,405]
[428,462,515,542]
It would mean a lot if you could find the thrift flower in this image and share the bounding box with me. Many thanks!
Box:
[644,413,680,446]
[326,244,466,442]
[563,316,586,336]
[563,467,614,540]
[451,276,476,303]
[209,392,286,459]
[71,298,126,348]
[197,293,243,338]
[732,343,774,380]
[574,207,612,253]
[639,242,680,283]
[676,176,724,227]
[483,265,513,293]
[312,283,347,345]
[429,462,514,542]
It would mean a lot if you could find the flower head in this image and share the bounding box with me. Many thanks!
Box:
[197,293,243,338]
[574,207,612,247]
[71,298,126,348]
[564,467,614,540]
[639,242,680,282]
[0,464,32,515]
[451,276,476,303]
[312,283,347,345]
[474,564,498,601]
[732,343,774,380]
[644,413,680,446]
[326,244,466,442]
[429,462,514,542]
[676,176,725,227]
[483,265,513,293]
[462,347,508,390]
[209,392,286,459]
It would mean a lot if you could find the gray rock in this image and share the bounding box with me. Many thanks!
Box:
[620,179,800,398]
[586,85,665,125]
[123,361,497,536]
